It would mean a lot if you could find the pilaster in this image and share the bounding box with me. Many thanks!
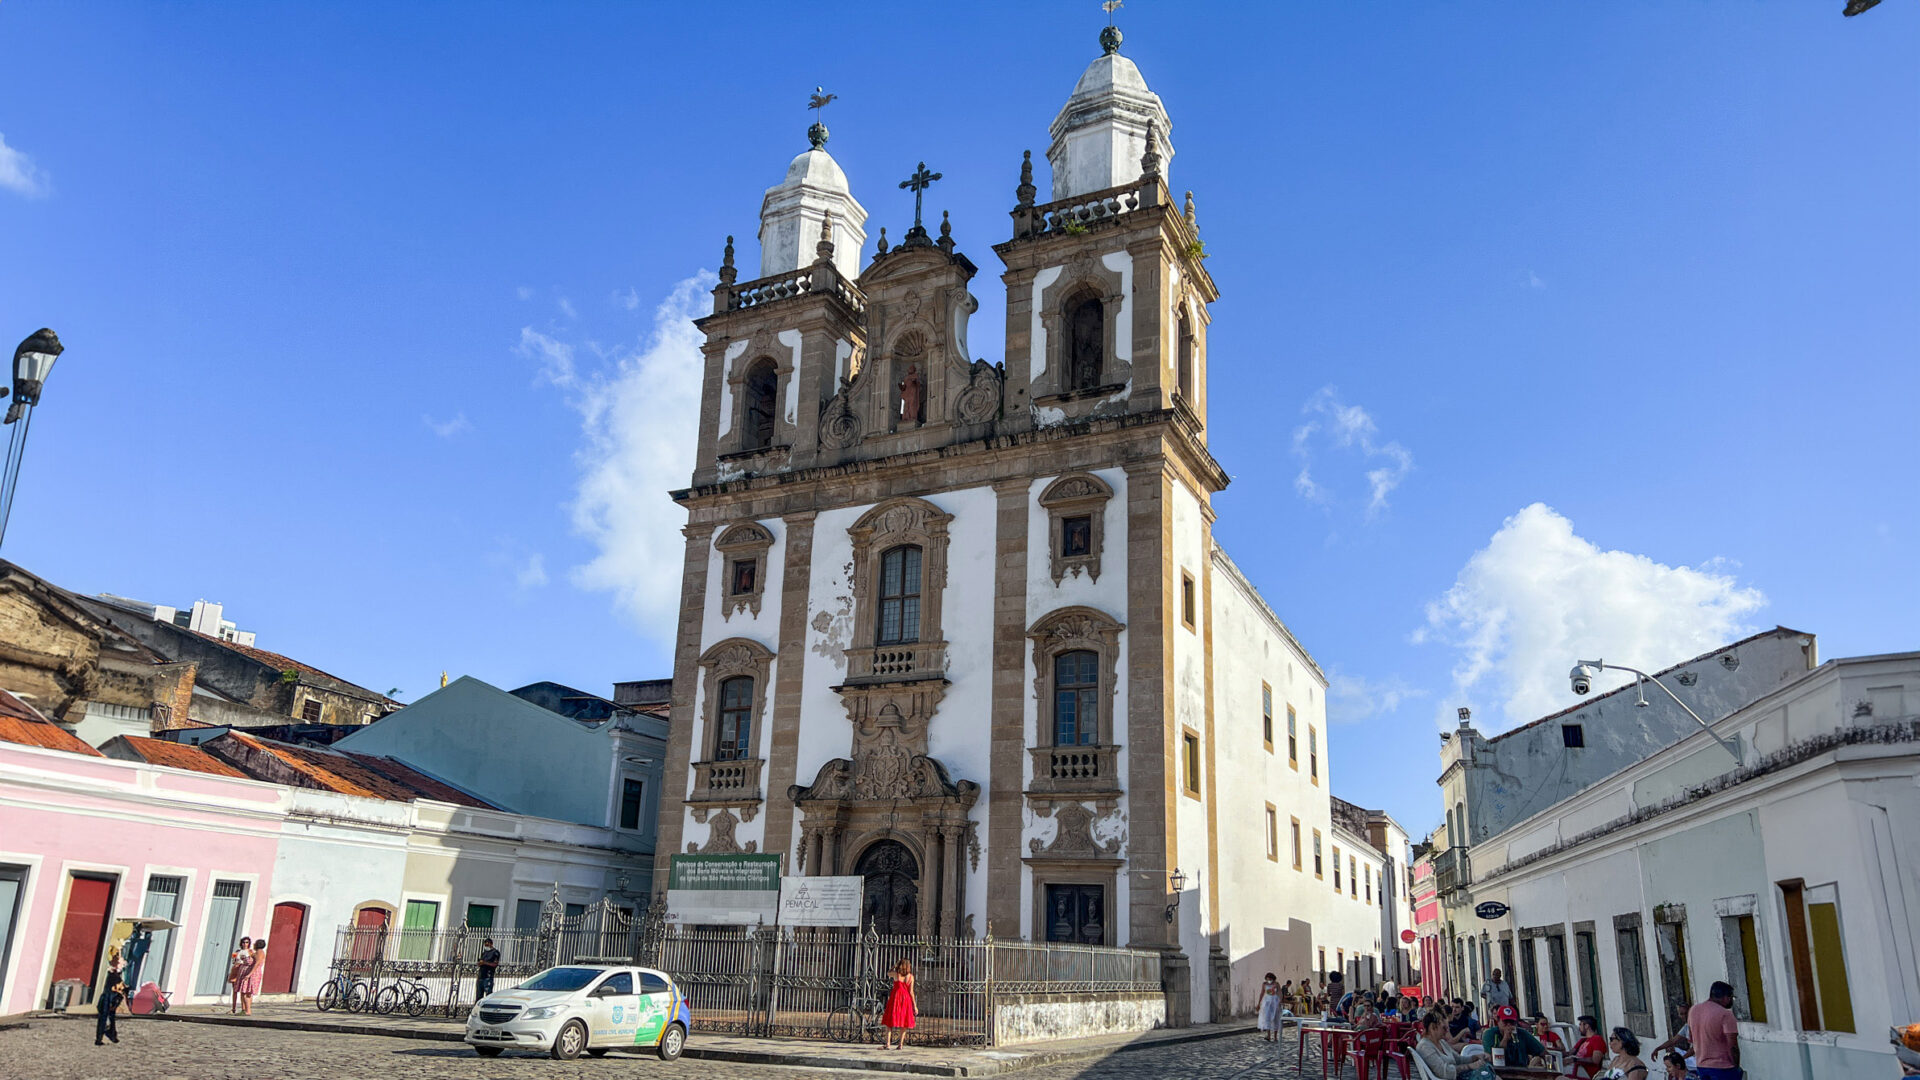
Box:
[653,521,717,893]
[1123,457,1176,950]
[988,476,1030,937]
[761,511,816,873]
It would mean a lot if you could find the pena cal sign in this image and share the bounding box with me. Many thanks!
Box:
[778,876,864,927]
[666,853,781,926]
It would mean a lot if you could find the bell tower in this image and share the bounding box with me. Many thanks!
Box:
[995,27,1216,440]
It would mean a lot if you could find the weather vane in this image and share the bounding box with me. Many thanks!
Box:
[1100,1,1124,53]
[807,86,837,150]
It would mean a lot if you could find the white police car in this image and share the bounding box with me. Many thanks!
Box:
[466,963,691,1061]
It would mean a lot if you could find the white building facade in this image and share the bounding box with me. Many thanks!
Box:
[654,28,1399,1023]
[1458,652,1919,1078]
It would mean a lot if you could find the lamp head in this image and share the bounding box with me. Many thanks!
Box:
[1169,867,1188,893]
[11,329,63,409]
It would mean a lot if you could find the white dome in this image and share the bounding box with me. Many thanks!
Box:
[783,148,850,192]
[1070,53,1152,102]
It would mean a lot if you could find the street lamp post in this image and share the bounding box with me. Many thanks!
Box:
[1567,658,1743,763]
[0,328,66,551]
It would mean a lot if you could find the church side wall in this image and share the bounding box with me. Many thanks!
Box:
[1169,480,1211,1022]
[925,485,998,930]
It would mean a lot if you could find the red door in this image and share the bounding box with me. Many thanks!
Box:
[349,907,389,968]
[262,903,306,994]
[50,876,115,1000]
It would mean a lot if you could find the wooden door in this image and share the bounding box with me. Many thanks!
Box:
[1044,884,1105,944]
[262,903,306,994]
[855,841,919,936]
[50,875,115,1002]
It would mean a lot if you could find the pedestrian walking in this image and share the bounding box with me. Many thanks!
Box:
[1481,968,1514,1011]
[1257,972,1283,1041]
[94,963,125,1046]
[881,959,917,1050]
[239,937,267,1015]
[476,937,501,999]
[1686,981,1742,1080]
[227,936,253,1013]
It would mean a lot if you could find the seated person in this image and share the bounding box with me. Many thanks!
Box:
[1415,1009,1475,1079]
[1449,1000,1481,1038]
[1482,1005,1550,1066]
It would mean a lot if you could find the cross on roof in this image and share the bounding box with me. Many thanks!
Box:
[899,161,942,233]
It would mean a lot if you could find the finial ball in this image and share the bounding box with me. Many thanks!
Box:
[1100,25,1122,55]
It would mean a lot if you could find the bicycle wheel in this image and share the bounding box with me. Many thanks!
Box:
[374,985,400,1015]
[347,982,370,1013]
[827,1006,859,1043]
[316,980,339,1012]
[406,986,429,1017]
[861,1006,886,1044]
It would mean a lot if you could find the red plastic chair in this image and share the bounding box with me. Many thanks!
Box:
[1347,1028,1388,1080]
[1384,1028,1421,1080]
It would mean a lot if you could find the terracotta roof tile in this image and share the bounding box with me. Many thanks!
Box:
[189,631,398,706]
[221,732,493,807]
[115,735,249,777]
[0,691,103,756]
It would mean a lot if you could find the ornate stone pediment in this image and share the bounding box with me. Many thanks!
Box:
[1028,801,1121,858]
[687,806,758,854]
[953,359,1004,425]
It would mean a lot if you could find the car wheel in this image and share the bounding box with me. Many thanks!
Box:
[551,1019,589,1060]
[586,1048,609,1057]
[657,1022,686,1062]
[474,1045,503,1057]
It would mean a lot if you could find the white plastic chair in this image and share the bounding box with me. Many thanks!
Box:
[1408,1046,1444,1080]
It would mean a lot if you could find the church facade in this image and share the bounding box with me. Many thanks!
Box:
[654,29,1395,1022]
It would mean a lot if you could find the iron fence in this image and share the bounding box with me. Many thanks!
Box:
[325,892,1162,1046]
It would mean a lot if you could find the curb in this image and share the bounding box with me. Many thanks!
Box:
[127,1009,1257,1076]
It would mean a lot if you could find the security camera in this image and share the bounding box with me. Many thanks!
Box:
[1569,662,1602,696]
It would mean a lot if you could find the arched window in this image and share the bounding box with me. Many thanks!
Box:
[743,358,778,450]
[1454,801,1467,844]
[1067,294,1103,391]
[1176,309,1194,401]
[716,676,755,759]
[876,544,922,645]
[1053,649,1100,746]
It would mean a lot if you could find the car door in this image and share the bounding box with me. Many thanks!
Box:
[586,970,639,1047]
[632,970,675,1047]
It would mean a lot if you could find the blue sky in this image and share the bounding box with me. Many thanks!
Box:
[2,2,1914,836]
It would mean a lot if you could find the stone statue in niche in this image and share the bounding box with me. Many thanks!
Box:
[899,364,925,426]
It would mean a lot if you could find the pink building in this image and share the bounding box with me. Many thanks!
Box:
[1410,849,1444,1000]
[0,734,283,1013]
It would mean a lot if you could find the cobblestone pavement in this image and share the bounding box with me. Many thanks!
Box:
[0,1018,1315,1080]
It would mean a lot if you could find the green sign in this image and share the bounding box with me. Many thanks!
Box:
[666,854,781,925]
[668,853,780,891]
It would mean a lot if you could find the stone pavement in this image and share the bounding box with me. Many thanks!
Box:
[0,1013,1319,1080]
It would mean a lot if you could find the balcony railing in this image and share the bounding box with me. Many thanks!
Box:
[842,641,947,685]
[1013,178,1159,240]
[688,758,764,806]
[1027,744,1122,796]
[720,266,866,316]
[1433,846,1472,897]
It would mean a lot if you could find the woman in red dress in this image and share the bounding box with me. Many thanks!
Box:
[882,959,917,1049]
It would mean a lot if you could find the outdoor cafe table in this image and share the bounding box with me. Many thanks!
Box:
[1490,1067,1565,1079]
[1295,1020,1354,1073]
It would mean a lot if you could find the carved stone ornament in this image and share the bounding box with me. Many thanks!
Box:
[1037,472,1115,584]
[714,522,774,620]
[820,376,861,450]
[1028,801,1120,858]
[696,636,774,775]
[688,807,758,854]
[954,359,1004,425]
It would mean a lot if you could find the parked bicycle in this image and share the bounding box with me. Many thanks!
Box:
[375,974,432,1017]
[826,990,887,1044]
[315,968,374,1013]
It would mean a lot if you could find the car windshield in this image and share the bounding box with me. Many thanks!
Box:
[515,967,601,992]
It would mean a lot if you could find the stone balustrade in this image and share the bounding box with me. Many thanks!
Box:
[1027,744,1122,795]
[842,641,948,684]
[687,757,764,805]
[723,266,866,315]
[1013,178,1159,240]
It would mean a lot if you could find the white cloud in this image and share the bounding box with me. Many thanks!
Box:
[1526,269,1547,290]
[1421,503,1766,730]
[612,287,641,312]
[422,412,470,438]
[557,296,578,320]
[1291,387,1413,518]
[535,273,713,643]
[516,553,548,589]
[519,326,577,388]
[1326,671,1428,724]
[516,285,534,301]
[0,133,50,198]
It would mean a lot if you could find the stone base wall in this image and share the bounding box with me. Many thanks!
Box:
[992,991,1166,1046]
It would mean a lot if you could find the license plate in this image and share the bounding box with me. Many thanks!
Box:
[474,1028,499,1038]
